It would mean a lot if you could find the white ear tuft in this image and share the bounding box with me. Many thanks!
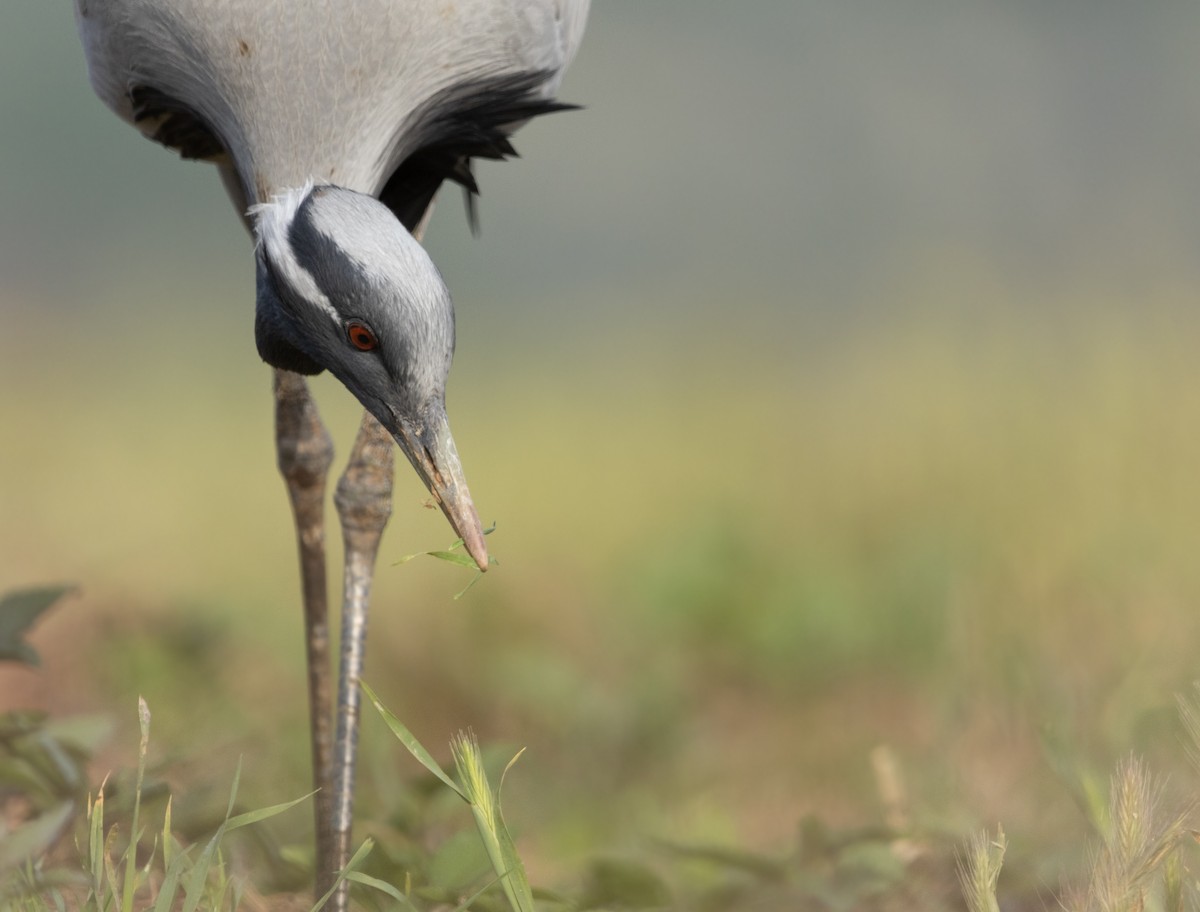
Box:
[249,181,339,321]
[248,180,316,252]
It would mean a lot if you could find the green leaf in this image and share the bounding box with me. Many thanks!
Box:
[493,815,535,912]
[0,801,75,870]
[493,753,535,912]
[122,699,151,912]
[223,756,243,820]
[424,551,481,569]
[345,871,420,909]
[310,838,374,912]
[180,830,222,912]
[224,792,315,831]
[87,786,105,901]
[395,524,497,565]
[361,682,465,800]
[453,571,488,601]
[161,797,174,879]
[451,522,497,552]
[394,526,498,598]
[180,757,243,912]
[102,821,122,901]
[451,733,534,912]
[0,586,75,666]
[448,875,504,912]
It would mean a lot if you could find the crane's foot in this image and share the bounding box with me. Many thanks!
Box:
[273,369,337,899]
[330,410,395,912]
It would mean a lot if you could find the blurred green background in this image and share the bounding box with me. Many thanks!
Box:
[4,0,1200,891]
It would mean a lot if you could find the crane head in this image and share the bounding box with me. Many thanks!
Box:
[251,184,487,571]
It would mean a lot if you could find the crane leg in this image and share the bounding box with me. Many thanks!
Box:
[330,411,395,912]
[320,210,428,910]
[273,369,338,898]
[279,216,426,908]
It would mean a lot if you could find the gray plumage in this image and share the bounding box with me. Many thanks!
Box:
[253,184,465,503]
[75,0,588,201]
[75,0,590,562]
[254,185,452,413]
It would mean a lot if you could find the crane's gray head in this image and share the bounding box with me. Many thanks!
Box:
[252,184,486,569]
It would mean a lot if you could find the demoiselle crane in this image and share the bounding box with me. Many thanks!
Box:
[74,0,589,903]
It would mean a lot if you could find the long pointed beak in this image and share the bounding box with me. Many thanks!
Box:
[390,406,488,571]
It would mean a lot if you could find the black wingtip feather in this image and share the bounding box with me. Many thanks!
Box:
[464,187,481,237]
[379,70,581,234]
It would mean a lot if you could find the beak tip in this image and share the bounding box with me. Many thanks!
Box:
[392,413,489,573]
[436,492,488,573]
[465,537,490,573]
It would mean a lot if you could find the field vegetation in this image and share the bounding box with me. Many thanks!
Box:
[5,273,1200,908]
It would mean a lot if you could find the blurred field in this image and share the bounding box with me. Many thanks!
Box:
[7,2,1200,906]
[5,267,1200,898]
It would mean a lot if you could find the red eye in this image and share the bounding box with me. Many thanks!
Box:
[347,321,378,351]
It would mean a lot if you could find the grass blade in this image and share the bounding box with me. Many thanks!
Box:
[224,792,315,831]
[87,783,105,903]
[223,757,242,821]
[451,732,534,912]
[344,870,421,909]
[120,698,151,912]
[180,757,242,912]
[151,844,190,912]
[449,875,505,912]
[310,838,374,912]
[362,682,466,800]
[395,523,497,564]
[161,797,173,873]
[494,749,534,912]
[421,551,479,569]
[453,572,488,601]
[103,822,122,903]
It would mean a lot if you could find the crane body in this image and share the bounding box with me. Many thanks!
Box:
[74,0,589,904]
